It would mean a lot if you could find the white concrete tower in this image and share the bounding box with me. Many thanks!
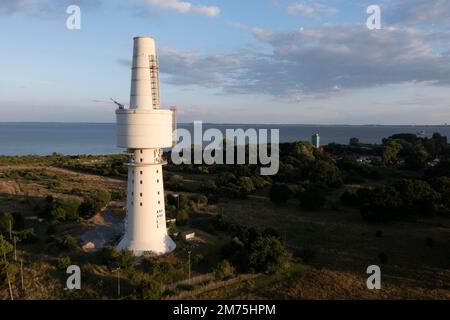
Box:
[116,37,176,255]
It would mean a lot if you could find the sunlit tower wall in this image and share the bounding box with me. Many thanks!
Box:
[311,133,320,149]
[116,37,176,255]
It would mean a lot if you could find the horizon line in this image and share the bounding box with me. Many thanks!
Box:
[0,121,449,127]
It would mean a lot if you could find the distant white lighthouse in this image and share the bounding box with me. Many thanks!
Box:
[116,37,176,255]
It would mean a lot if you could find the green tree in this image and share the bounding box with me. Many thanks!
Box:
[57,256,72,269]
[0,235,13,257]
[79,189,111,218]
[238,177,255,195]
[382,140,402,164]
[309,160,343,187]
[249,236,290,274]
[0,212,14,234]
[118,249,134,270]
[99,246,119,264]
[169,175,184,191]
[393,179,439,215]
[176,210,189,225]
[214,260,234,280]
[51,198,81,222]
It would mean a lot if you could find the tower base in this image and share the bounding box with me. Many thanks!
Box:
[117,234,176,256]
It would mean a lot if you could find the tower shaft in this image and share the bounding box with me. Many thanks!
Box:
[116,37,176,256]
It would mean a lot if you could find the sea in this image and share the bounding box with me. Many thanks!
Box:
[1,122,450,156]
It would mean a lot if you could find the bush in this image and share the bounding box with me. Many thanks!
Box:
[79,189,111,218]
[99,246,119,264]
[168,175,184,191]
[57,256,72,269]
[15,228,38,244]
[51,235,79,251]
[130,273,161,300]
[0,212,14,234]
[269,183,292,204]
[0,235,13,256]
[176,210,189,226]
[117,249,135,270]
[111,189,127,201]
[248,236,290,274]
[214,260,234,280]
[51,198,81,222]
[309,160,343,187]
[238,177,255,195]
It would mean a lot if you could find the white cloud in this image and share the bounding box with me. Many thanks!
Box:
[143,0,220,17]
[385,0,450,25]
[287,1,337,17]
[120,25,450,100]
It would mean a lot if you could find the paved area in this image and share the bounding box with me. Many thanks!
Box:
[81,208,124,251]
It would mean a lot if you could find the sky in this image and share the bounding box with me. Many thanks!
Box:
[0,0,449,124]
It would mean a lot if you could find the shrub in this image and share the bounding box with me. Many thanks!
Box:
[0,212,14,234]
[57,256,72,269]
[117,249,134,270]
[15,228,38,244]
[248,236,290,274]
[79,189,111,218]
[214,260,234,280]
[0,235,13,256]
[193,254,205,266]
[99,246,119,264]
[176,210,189,226]
[130,272,161,300]
[52,235,79,251]
[111,189,127,201]
[169,175,184,191]
[238,177,255,195]
[51,198,81,222]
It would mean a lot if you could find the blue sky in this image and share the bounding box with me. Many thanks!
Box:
[0,0,449,124]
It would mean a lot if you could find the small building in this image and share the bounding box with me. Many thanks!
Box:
[82,242,96,252]
[182,231,195,241]
[311,133,320,149]
[166,218,176,225]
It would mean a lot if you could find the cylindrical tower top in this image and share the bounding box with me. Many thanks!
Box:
[130,36,160,110]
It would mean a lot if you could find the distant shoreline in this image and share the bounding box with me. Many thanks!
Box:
[0,122,449,127]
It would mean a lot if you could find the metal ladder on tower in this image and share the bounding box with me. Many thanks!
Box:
[149,55,160,109]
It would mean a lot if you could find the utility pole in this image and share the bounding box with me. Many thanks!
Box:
[14,237,17,261]
[188,251,191,284]
[0,234,8,263]
[117,267,121,299]
[9,220,12,241]
[20,259,24,290]
[6,271,13,300]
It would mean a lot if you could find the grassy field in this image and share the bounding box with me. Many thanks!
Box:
[1,160,450,300]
